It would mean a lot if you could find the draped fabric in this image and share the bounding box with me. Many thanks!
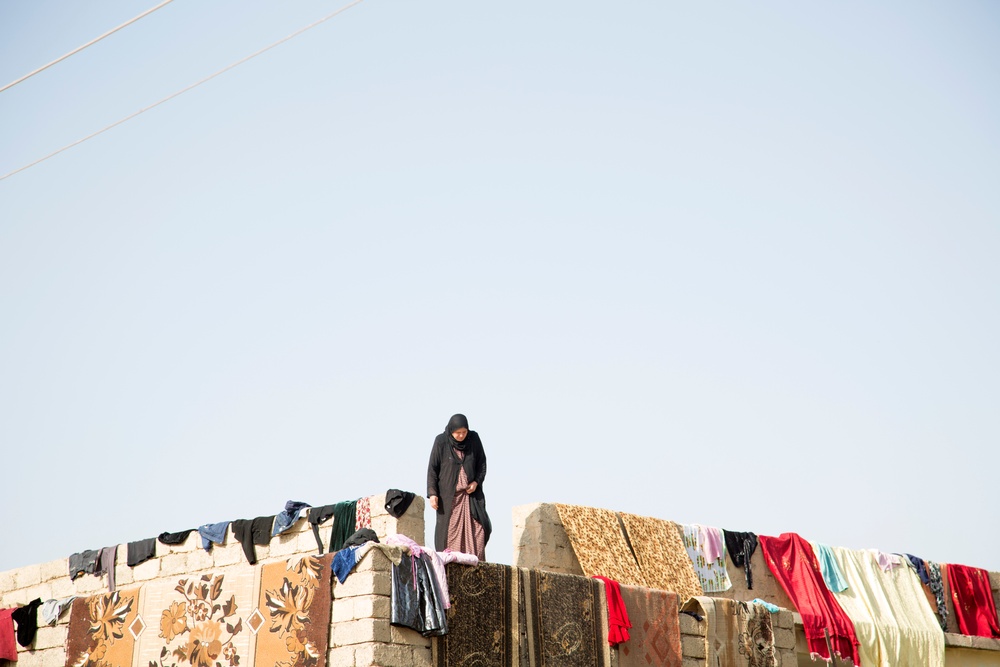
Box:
[947,563,1000,638]
[680,597,777,667]
[811,542,848,593]
[620,513,703,603]
[593,576,631,645]
[828,547,943,667]
[521,568,611,667]
[724,530,758,590]
[435,563,520,667]
[555,504,646,585]
[682,524,732,593]
[925,561,949,632]
[617,584,682,667]
[758,533,860,665]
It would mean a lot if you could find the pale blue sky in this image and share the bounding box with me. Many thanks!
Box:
[1,1,998,575]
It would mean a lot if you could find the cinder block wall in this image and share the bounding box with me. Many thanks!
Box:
[0,493,427,667]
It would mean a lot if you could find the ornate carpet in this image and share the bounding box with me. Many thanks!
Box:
[617,584,682,667]
[681,597,776,667]
[65,554,332,667]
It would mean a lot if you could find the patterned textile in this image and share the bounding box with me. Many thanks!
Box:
[925,561,949,631]
[65,554,333,667]
[619,513,702,603]
[521,568,611,667]
[447,467,486,560]
[436,563,520,667]
[681,597,776,667]
[682,525,732,593]
[828,546,943,667]
[758,533,859,665]
[355,496,371,531]
[555,504,645,586]
[947,563,1000,638]
[618,584,682,667]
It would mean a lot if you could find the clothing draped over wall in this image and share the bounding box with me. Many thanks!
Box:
[680,597,777,667]
[758,533,860,666]
[617,584,683,667]
[828,546,944,667]
[947,563,1000,638]
[682,524,732,593]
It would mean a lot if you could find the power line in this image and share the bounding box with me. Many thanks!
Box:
[0,0,178,95]
[0,0,367,183]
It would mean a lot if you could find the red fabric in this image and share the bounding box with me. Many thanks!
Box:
[947,563,1000,638]
[759,533,859,665]
[0,608,17,662]
[593,575,631,646]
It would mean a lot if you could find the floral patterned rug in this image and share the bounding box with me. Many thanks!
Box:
[65,554,332,667]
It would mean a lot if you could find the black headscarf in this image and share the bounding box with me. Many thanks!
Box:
[445,414,470,451]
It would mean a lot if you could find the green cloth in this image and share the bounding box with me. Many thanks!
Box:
[329,500,358,553]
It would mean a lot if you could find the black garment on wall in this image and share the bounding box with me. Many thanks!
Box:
[723,529,758,590]
[231,516,275,565]
[158,529,195,545]
[68,550,100,580]
[308,505,337,554]
[12,598,41,647]
[127,538,157,567]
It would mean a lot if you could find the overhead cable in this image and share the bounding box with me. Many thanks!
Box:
[0,0,366,183]
[0,0,178,95]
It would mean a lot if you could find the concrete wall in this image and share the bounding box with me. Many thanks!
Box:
[513,502,1000,667]
[0,493,427,667]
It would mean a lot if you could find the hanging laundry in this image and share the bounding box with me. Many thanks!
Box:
[231,516,275,565]
[555,504,646,586]
[875,551,903,572]
[751,598,781,613]
[926,561,949,631]
[68,549,100,580]
[126,538,157,567]
[521,568,611,667]
[0,608,17,662]
[12,598,42,647]
[758,533,860,665]
[723,529,758,590]
[390,552,448,636]
[435,562,519,667]
[94,545,118,592]
[343,528,378,549]
[828,546,944,667]
[811,542,848,593]
[157,529,194,546]
[904,554,931,585]
[355,496,372,531]
[272,500,311,537]
[329,500,358,554]
[40,597,75,626]
[618,584,682,667]
[332,542,404,584]
[384,489,415,518]
[681,597,777,667]
[947,563,1000,638]
[619,512,703,602]
[439,550,479,566]
[593,576,631,646]
[307,505,337,554]
[197,522,229,551]
[682,524,732,593]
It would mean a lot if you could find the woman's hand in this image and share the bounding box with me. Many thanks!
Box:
[466,481,477,495]
[429,495,439,510]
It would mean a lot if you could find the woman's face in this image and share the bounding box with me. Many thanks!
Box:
[451,428,469,442]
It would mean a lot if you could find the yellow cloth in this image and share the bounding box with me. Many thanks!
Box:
[555,504,646,585]
[829,546,944,667]
[619,512,703,603]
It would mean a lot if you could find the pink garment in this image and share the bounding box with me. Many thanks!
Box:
[384,533,424,557]
[875,551,903,572]
[696,524,724,563]
[440,550,479,566]
[423,549,451,609]
[0,608,16,662]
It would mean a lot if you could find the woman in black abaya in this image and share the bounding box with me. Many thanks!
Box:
[426,414,490,559]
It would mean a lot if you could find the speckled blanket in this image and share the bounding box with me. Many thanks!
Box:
[619,512,703,603]
[555,504,646,586]
[64,554,332,667]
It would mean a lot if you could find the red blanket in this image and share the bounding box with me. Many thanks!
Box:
[947,563,1000,638]
[759,533,859,665]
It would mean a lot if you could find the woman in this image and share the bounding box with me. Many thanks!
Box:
[426,413,490,559]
